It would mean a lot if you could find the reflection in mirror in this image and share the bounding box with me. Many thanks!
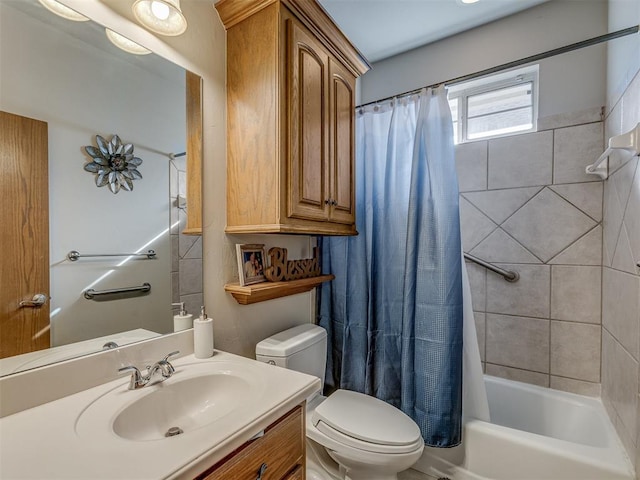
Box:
[0,0,203,376]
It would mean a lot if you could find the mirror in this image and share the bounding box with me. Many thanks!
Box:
[0,0,203,376]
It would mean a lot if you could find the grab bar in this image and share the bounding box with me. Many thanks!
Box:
[464,253,519,283]
[68,250,156,261]
[84,283,151,300]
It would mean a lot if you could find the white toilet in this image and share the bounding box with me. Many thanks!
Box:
[256,324,424,480]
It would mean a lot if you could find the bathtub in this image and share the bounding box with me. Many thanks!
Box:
[413,375,634,480]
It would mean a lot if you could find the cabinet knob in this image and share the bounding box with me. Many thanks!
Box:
[331,200,338,206]
[256,463,267,480]
[324,199,331,205]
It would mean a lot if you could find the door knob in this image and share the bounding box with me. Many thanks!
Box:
[19,293,48,308]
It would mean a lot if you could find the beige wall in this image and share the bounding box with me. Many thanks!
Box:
[359,0,607,119]
[73,0,316,359]
[607,0,640,108]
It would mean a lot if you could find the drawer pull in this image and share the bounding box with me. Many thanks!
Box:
[256,463,267,480]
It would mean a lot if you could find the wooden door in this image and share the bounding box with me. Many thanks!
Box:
[0,111,49,359]
[328,58,356,225]
[286,16,330,222]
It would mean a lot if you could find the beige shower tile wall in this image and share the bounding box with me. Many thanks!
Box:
[601,68,640,473]
[456,111,604,397]
[170,159,204,318]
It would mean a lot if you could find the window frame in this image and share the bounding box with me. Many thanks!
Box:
[448,66,538,144]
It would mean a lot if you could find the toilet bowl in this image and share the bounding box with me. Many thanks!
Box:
[256,324,424,480]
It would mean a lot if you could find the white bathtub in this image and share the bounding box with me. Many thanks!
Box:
[413,375,634,480]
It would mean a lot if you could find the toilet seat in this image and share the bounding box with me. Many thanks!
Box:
[311,389,423,454]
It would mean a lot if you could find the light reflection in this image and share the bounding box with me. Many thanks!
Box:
[79,220,180,294]
[33,324,50,340]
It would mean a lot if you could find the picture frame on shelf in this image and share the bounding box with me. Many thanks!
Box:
[236,244,267,286]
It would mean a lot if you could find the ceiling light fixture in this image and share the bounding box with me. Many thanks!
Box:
[105,28,152,55]
[38,0,89,22]
[132,0,187,36]
[460,0,480,3]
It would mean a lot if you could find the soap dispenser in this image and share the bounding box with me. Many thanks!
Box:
[171,302,193,332]
[193,306,214,358]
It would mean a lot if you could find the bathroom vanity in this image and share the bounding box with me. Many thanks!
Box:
[0,347,319,479]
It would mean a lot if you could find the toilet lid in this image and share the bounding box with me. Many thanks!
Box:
[311,389,422,452]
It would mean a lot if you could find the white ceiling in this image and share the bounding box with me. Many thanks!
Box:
[318,0,550,63]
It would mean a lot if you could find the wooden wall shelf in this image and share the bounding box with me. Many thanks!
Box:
[224,275,335,305]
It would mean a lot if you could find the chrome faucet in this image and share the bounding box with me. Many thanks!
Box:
[118,351,180,390]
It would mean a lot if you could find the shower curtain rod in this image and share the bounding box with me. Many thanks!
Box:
[356,25,640,109]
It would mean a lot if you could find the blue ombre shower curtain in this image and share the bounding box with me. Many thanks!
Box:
[318,86,464,447]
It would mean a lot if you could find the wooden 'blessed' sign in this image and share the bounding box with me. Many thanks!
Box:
[264,247,321,282]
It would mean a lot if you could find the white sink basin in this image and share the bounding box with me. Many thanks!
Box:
[114,373,253,441]
[75,360,267,442]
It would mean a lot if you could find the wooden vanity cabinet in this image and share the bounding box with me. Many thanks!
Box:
[195,405,305,480]
[283,465,303,480]
[216,0,369,236]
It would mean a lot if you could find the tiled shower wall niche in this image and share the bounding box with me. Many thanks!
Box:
[457,111,604,396]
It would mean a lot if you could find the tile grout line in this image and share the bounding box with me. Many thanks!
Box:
[498,186,544,229]
[549,262,553,381]
[485,140,489,191]
[602,324,640,365]
[546,223,602,265]
[548,182,604,224]
[551,127,555,186]
[607,179,628,265]
[461,198,499,251]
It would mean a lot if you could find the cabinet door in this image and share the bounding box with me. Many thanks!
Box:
[328,59,356,225]
[286,17,330,222]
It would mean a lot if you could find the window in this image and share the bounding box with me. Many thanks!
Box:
[448,65,538,144]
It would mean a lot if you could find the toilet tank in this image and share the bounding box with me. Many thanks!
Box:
[255,324,327,380]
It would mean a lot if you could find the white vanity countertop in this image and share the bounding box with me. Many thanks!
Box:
[0,350,321,479]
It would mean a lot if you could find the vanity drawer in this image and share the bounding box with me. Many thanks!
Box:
[283,465,303,480]
[196,405,304,480]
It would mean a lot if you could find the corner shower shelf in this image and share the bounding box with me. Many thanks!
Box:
[224,274,335,305]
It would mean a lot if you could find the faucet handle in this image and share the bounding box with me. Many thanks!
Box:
[158,351,180,378]
[118,365,141,376]
[118,365,145,390]
[162,350,180,362]
[144,351,180,372]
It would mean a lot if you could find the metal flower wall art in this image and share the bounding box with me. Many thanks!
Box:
[83,135,143,194]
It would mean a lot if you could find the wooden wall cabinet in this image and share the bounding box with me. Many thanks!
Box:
[195,405,305,480]
[216,0,369,236]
